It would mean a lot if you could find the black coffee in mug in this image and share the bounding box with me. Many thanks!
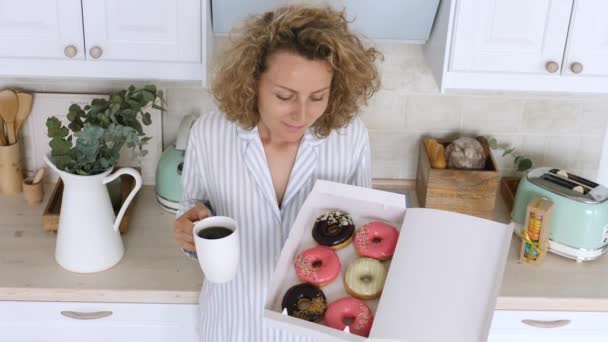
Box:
[197,226,233,240]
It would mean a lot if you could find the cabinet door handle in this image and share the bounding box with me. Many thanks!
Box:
[64,45,78,58]
[89,46,103,59]
[545,61,559,73]
[521,319,571,328]
[570,62,583,74]
[61,310,113,320]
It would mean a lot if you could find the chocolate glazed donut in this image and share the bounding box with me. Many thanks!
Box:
[281,283,328,322]
[312,211,355,250]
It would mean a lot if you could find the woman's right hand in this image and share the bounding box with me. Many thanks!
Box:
[174,202,210,252]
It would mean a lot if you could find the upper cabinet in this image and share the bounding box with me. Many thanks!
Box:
[81,0,201,63]
[0,0,210,82]
[0,0,84,60]
[425,0,608,94]
[563,0,608,78]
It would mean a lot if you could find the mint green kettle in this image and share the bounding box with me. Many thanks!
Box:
[155,114,196,212]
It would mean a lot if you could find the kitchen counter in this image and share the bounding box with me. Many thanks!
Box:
[2,180,608,311]
[0,186,202,304]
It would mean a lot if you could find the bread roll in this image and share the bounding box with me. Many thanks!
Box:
[424,139,447,169]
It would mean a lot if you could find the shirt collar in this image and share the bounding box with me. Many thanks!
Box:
[236,124,326,146]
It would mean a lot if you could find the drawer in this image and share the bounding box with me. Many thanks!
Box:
[0,301,198,342]
[490,310,608,338]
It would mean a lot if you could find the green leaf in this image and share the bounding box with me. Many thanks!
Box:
[110,95,122,104]
[50,137,72,155]
[69,104,82,112]
[514,156,522,165]
[143,84,157,93]
[502,147,515,157]
[68,121,83,132]
[46,117,69,138]
[73,124,105,165]
[517,158,533,172]
[142,112,152,125]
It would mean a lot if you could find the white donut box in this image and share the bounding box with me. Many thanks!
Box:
[264,180,513,342]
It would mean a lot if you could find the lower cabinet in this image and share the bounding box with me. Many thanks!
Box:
[489,310,608,342]
[0,301,198,342]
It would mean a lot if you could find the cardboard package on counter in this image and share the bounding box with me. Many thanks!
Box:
[264,180,513,342]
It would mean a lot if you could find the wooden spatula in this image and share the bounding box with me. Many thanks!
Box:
[0,90,19,145]
[33,167,45,184]
[0,115,6,146]
[15,92,33,141]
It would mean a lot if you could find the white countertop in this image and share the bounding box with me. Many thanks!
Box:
[2,180,608,311]
[0,185,202,304]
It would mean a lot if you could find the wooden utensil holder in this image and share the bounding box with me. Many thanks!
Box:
[0,141,24,195]
[22,177,44,205]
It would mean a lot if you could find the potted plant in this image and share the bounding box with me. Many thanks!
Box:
[44,85,165,273]
[487,137,534,212]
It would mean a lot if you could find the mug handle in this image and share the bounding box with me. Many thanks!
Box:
[103,167,143,232]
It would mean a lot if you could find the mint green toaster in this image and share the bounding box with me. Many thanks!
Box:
[512,167,608,261]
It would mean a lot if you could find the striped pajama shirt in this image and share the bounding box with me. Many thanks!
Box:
[178,111,371,342]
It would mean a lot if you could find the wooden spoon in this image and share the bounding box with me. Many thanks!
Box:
[33,167,45,184]
[0,90,19,145]
[15,92,33,140]
[0,114,6,146]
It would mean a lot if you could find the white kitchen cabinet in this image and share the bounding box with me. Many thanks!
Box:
[563,0,608,78]
[0,301,198,342]
[81,0,201,63]
[0,0,211,82]
[488,310,608,342]
[0,0,84,60]
[450,0,572,74]
[425,0,608,94]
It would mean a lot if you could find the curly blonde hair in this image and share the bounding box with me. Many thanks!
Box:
[212,5,382,138]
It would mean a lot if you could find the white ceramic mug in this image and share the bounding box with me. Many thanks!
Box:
[193,216,239,283]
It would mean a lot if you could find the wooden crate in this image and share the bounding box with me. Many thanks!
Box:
[415,137,499,219]
[42,168,140,234]
[500,176,521,214]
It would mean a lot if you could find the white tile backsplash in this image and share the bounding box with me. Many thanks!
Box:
[2,38,607,182]
[360,89,407,130]
[461,97,524,134]
[521,100,583,135]
[404,95,462,131]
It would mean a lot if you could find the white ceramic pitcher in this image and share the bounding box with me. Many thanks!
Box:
[44,155,142,273]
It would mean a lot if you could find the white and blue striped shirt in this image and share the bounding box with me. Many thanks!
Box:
[178,111,371,342]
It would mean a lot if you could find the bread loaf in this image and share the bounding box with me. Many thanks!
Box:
[445,137,486,169]
[424,139,447,169]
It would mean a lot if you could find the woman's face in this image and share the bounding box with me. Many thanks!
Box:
[257,50,332,144]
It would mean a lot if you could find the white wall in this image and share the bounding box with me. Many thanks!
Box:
[1,38,606,181]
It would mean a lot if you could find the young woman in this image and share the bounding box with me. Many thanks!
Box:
[174,5,381,341]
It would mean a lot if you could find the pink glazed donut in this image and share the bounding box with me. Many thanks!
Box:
[324,297,374,337]
[294,246,341,287]
[353,221,400,260]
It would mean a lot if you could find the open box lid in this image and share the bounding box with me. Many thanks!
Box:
[369,208,513,342]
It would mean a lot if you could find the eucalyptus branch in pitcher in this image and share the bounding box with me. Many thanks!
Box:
[46,85,165,175]
[487,136,533,173]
